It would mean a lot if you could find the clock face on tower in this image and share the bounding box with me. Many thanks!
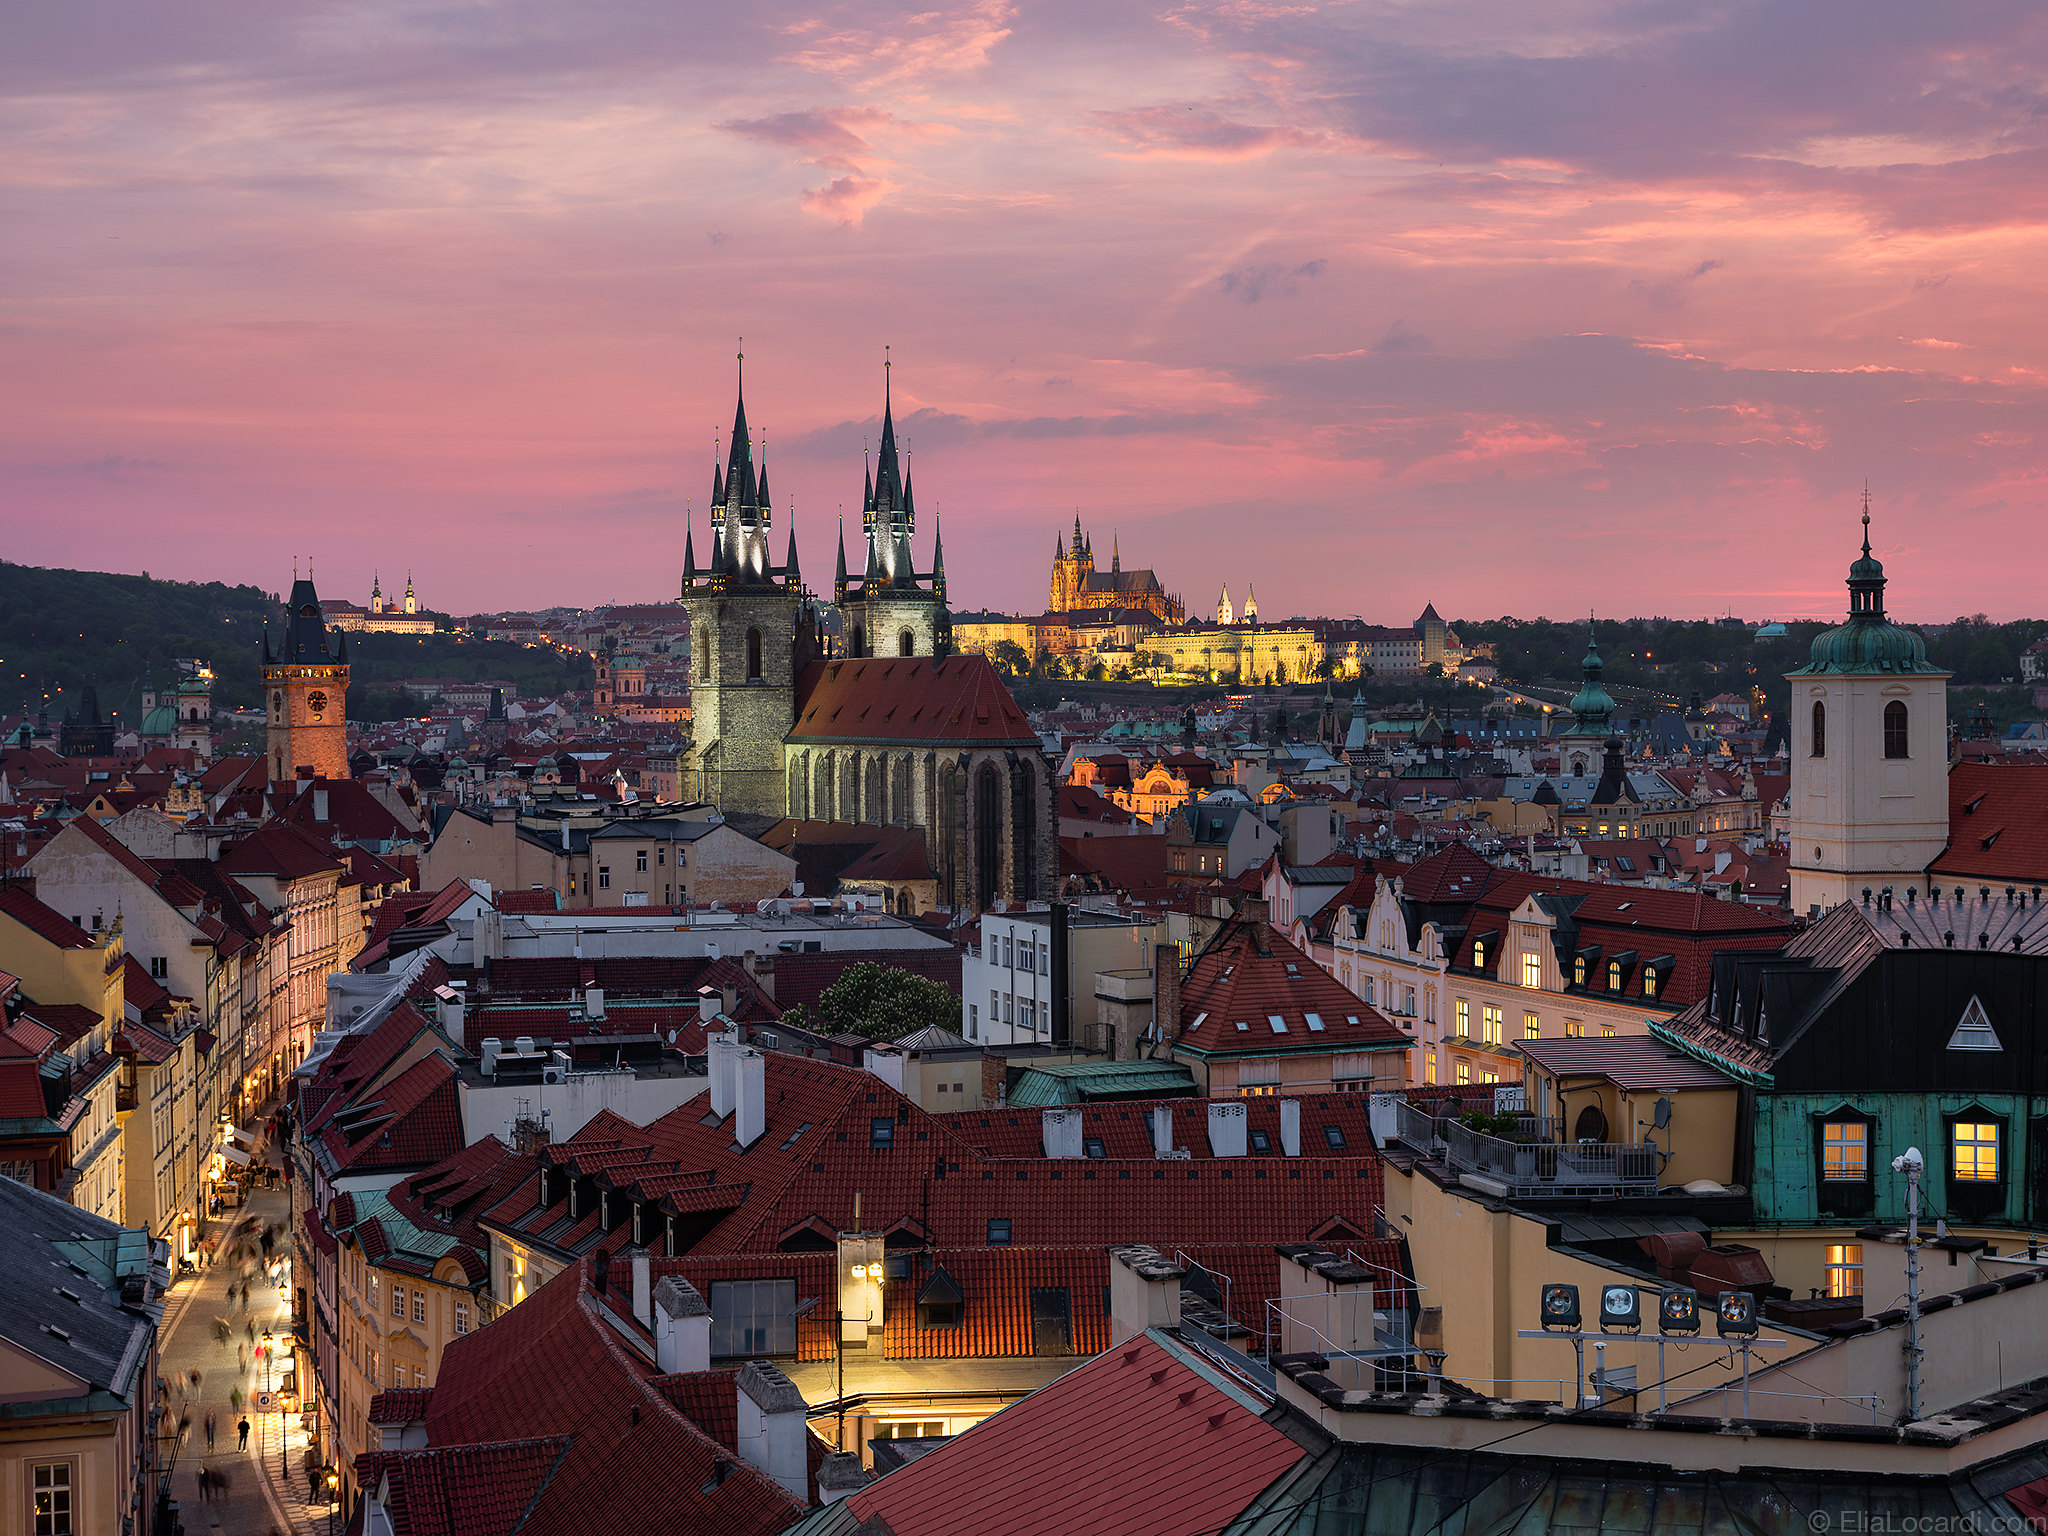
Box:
[307,690,328,720]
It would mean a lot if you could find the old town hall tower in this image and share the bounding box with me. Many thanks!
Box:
[263,571,350,781]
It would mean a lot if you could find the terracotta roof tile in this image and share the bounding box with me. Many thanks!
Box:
[789,656,1037,746]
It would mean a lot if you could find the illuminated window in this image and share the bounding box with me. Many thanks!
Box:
[1601,1026,1615,1038]
[1455,1062,1470,1085]
[1884,701,1908,759]
[1643,969,1660,1000]
[1481,1005,1503,1045]
[32,1463,72,1536]
[1425,1050,1437,1084]
[1455,1000,1469,1038]
[1823,1244,1863,1298]
[1953,1122,1999,1182]
[1471,941,1486,970]
[1607,960,1623,991]
[1521,952,1542,989]
[1822,1122,1867,1181]
[1565,1020,1585,1038]
[1480,1071,1499,1085]
[1573,956,1587,986]
[1524,1013,1540,1040]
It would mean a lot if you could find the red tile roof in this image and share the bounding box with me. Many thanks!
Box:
[356,1436,571,1536]
[841,1329,1304,1536]
[407,1258,807,1536]
[789,656,1038,746]
[1177,916,1406,1055]
[1932,760,2048,884]
[0,887,95,950]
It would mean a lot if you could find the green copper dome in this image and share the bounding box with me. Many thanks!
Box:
[1560,619,1616,739]
[1793,511,1945,677]
[138,704,177,736]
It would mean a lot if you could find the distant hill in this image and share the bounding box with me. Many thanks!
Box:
[0,562,592,728]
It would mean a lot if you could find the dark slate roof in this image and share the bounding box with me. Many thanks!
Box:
[1517,1035,1737,1092]
[0,1175,161,1416]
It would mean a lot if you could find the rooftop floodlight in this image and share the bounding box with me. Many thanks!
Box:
[1598,1284,1641,1333]
[1715,1290,1758,1337]
[1660,1287,1700,1335]
[1540,1283,1580,1331]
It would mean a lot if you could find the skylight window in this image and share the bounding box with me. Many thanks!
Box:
[1268,1016,1288,1034]
[1234,1021,1249,1032]
[1190,1012,1208,1030]
[1346,1015,1359,1025]
[779,1123,811,1150]
[1304,1013,1325,1032]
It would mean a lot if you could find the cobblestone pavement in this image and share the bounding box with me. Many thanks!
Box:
[156,1182,340,1536]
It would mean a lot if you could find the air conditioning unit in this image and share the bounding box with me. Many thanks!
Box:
[543,1067,565,1085]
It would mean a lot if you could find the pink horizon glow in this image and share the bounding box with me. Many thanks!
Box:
[5,2,2048,622]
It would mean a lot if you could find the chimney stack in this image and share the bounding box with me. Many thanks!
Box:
[817,1453,869,1506]
[1041,1107,1085,1159]
[1278,1097,1301,1157]
[313,787,330,822]
[480,1038,502,1076]
[1206,1100,1247,1157]
[735,1362,810,1499]
[1151,943,1180,1053]
[708,1030,739,1119]
[1151,1105,1173,1157]
[626,1245,651,1325]
[734,1048,766,1147]
[697,987,720,1024]
[585,985,605,1021]
[653,1277,711,1373]
[1108,1243,1184,1345]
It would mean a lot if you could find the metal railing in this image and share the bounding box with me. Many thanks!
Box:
[1442,1121,1658,1195]
[1392,1100,1446,1156]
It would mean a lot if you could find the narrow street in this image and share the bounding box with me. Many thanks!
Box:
[156,1183,336,1536]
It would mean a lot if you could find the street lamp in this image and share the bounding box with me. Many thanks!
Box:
[324,1468,339,1536]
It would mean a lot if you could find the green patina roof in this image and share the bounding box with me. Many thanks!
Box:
[1791,513,1947,679]
[1560,619,1616,739]
[138,704,177,735]
[1007,1059,1196,1106]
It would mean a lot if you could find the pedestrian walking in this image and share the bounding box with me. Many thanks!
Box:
[205,1408,217,1451]
[230,1385,242,1412]
[195,1468,209,1505]
[237,1415,250,1451]
[305,1445,323,1501]
[188,1368,203,1392]
[237,1342,248,1374]
[216,1467,234,1497]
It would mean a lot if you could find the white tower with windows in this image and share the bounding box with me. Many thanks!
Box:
[1786,509,1950,915]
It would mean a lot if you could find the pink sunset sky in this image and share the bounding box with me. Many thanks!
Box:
[5,0,2047,622]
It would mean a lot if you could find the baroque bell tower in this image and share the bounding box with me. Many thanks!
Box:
[262,568,350,782]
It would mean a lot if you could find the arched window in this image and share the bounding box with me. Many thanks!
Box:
[1811,701,1826,758]
[746,628,762,680]
[1884,700,1908,758]
[1471,940,1485,971]
[1608,959,1623,991]
[898,630,915,657]
[698,628,710,680]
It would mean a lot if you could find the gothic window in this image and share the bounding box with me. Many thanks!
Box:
[1811,701,1825,758]
[1883,700,1908,758]
[898,630,915,657]
[746,628,763,680]
[698,628,710,680]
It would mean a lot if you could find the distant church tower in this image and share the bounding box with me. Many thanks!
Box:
[1217,587,1234,626]
[262,570,350,782]
[1242,584,1258,625]
[680,357,821,818]
[370,572,385,615]
[1787,506,1950,915]
[837,358,949,660]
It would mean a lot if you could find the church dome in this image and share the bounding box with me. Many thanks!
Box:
[139,703,177,737]
[1560,619,1615,737]
[1796,511,1944,677]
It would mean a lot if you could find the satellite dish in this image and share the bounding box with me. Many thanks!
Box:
[1653,1096,1672,1129]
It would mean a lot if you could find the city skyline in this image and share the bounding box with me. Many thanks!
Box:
[7,3,2048,619]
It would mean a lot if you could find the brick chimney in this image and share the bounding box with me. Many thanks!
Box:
[1151,942,1180,1051]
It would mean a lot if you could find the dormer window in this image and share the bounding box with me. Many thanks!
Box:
[1572,956,1587,987]
[1472,940,1486,970]
[1607,960,1622,990]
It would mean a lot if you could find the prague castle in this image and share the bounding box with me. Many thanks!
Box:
[1049,517,1184,624]
[680,361,1053,910]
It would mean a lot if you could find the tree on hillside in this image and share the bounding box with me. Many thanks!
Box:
[782,963,960,1042]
